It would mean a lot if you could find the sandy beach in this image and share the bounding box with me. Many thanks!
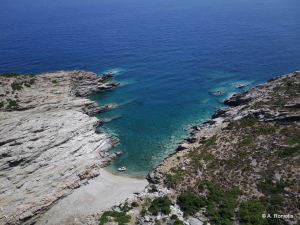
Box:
[36,169,148,225]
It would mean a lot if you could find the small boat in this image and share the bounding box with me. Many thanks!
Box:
[237,84,246,89]
[118,166,127,171]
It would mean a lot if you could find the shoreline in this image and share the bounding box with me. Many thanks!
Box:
[36,168,148,225]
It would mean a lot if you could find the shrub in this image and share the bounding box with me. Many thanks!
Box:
[120,202,133,212]
[225,188,243,199]
[238,201,264,225]
[7,99,19,108]
[1,72,35,77]
[285,136,300,145]
[155,219,162,225]
[98,211,131,225]
[238,138,253,147]
[140,207,146,216]
[224,121,236,130]
[273,101,285,106]
[24,83,31,87]
[148,196,172,215]
[178,194,206,217]
[165,173,183,188]
[52,80,57,84]
[131,201,139,207]
[170,215,184,225]
[151,184,158,192]
[278,145,300,157]
[11,81,23,90]
[29,78,36,85]
[0,101,4,108]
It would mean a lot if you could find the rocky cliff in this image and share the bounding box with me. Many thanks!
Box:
[0,70,120,225]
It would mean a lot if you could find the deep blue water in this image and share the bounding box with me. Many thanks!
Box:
[1,0,300,177]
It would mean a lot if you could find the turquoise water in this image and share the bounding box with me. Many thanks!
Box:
[1,0,300,177]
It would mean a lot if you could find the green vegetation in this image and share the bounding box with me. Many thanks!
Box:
[238,201,264,225]
[120,202,133,213]
[177,194,206,217]
[52,80,57,84]
[7,99,19,108]
[98,211,131,225]
[155,219,162,225]
[285,135,300,145]
[273,85,284,91]
[0,101,4,108]
[148,196,172,215]
[6,91,9,94]
[278,145,300,157]
[140,207,146,216]
[24,83,31,87]
[199,181,243,225]
[241,105,251,110]
[170,215,184,225]
[238,137,253,147]
[151,184,158,192]
[131,201,139,207]
[142,198,151,207]
[11,81,23,91]
[165,173,184,188]
[29,78,36,84]
[224,121,236,130]
[273,100,285,106]
[1,72,35,77]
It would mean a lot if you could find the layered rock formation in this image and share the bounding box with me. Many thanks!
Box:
[0,70,120,225]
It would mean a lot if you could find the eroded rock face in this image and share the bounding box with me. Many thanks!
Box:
[0,70,120,225]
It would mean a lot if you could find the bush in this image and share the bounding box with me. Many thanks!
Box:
[285,136,300,145]
[29,78,36,85]
[98,211,131,225]
[120,202,133,212]
[52,80,57,84]
[278,145,300,157]
[131,201,139,207]
[11,81,23,91]
[226,188,243,199]
[165,173,183,188]
[238,138,253,147]
[140,207,146,216]
[0,101,4,108]
[238,201,264,225]
[1,72,35,77]
[148,196,172,215]
[7,99,19,108]
[170,215,184,225]
[151,184,158,192]
[224,121,236,130]
[178,194,206,217]
[24,83,31,87]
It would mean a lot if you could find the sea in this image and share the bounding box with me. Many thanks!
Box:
[1,0,300,178]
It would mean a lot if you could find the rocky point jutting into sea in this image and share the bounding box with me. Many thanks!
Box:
[0,70,121,225]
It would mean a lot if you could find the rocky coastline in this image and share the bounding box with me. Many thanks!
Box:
[78,70,300,225]
[0,70,121,225]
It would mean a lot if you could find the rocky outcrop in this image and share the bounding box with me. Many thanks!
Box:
[0,70,120,225]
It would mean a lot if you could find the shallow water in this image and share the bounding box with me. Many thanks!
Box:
[1,0,300,177]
